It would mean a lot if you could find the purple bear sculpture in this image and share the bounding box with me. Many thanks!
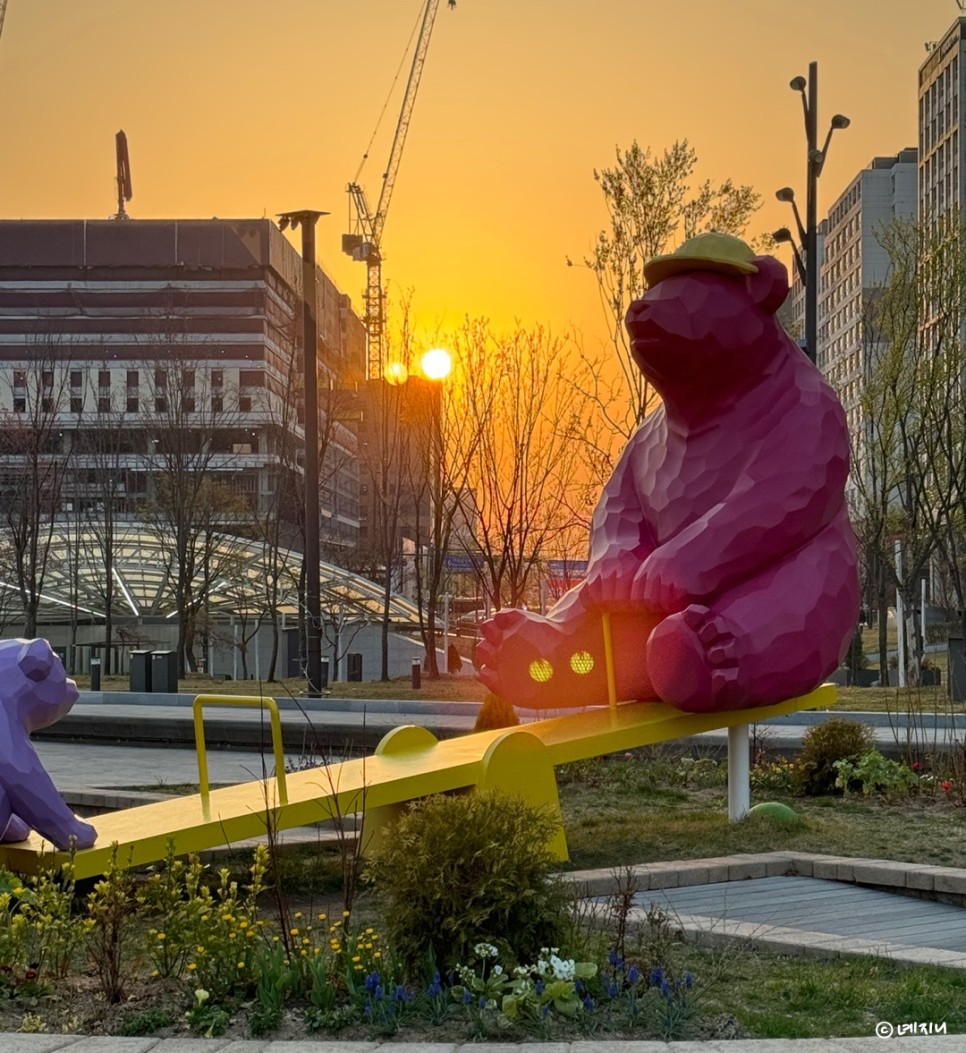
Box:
[478,233,860,713]
[0,638,97,849]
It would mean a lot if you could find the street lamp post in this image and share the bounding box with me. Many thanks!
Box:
[278,209,329,697]
[774,62,849,365]
[419,348,452,677]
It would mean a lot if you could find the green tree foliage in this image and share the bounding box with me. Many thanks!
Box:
[581,139,762,435]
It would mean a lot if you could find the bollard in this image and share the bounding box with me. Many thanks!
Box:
[90,658,101,691]
[321,659,329,690]
[411,658,421,689]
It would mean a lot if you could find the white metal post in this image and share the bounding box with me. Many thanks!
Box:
[896,539,906,687]
[727,723,750,821]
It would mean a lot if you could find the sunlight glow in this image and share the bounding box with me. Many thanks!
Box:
[420,347,452,381]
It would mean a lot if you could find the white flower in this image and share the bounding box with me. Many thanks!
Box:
[473,942,499,959]
[549,954,576,981]
[493,964,503,976]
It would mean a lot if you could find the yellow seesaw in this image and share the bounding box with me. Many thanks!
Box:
[0,681,834,879]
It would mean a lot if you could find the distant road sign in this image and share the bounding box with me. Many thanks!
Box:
[546,559,588,578]
[444,554,481,572]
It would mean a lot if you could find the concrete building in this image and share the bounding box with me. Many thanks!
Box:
[0,218,365,546]
[918,17,965,221]
[819,149,918,451]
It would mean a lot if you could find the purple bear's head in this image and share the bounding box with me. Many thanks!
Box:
[10,639,80,732]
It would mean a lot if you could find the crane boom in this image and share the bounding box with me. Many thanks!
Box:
[0,0,8,42]
[345,0,454,380]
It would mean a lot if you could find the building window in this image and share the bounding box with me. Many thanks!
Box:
[42,371,54,389]
[98,396,111,414]
[155,396,168,413]
[184,369,196,390]
[70,370,83,389]
[98,370,111,388]
[183,396,196,413]
[239,395,252,412]
[211,395,223,413]
[212,370,224,388]
[13,370,26,388]
[41,397,54,412]
[13,396,25,413]
[126,396,139,413]
[127,370,139,388]
[239,369,264,387]
[70,396,83,414]
[155,369,168,390]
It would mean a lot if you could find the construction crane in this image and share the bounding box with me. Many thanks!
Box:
[113,130,133,220]
[0,1,8,43]
[343,0,455,381]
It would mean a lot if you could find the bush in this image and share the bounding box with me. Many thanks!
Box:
[798,718,874,795]
[365,789,571,978]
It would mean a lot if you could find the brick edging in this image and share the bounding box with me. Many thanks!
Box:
[564,851,966,897]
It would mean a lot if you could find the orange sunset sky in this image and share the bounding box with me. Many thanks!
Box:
[0,0,960,356]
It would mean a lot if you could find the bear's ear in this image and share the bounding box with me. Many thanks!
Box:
[746,255,789,315]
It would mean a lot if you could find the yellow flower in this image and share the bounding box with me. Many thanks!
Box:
[157,933,167,941]
[342,910,350,917]
[365,927,374,935]
[196,946,205,954]
[229,933,236,940]
[289,928,299,937]
[151,969,159,978]
[352,955,361,963]
[374,951,381,959]
[300,949,308,957]
[237,962,245,969]
[187,963,197,972]
[239,920,249,929]
[317,913,327,921]
[354,964,363,971]
[272,936,280,943]
[294,911,303,919]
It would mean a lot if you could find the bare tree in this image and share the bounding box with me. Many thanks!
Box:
[454,320,585,613]
[0,342,76,635]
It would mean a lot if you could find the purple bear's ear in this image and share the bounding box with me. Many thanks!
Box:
[19,640,54,683]
[747,256,789,316]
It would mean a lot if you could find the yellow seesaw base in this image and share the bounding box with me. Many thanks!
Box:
[0,685,835,878]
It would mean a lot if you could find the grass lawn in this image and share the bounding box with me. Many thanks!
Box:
[557,751,966,871]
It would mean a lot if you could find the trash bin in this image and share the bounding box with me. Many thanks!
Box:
[90,658,101,691]
[347,652,363,682]
[151,650,178,694]
[129,650,152,692]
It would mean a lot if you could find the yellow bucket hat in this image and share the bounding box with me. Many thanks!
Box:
[643,231,758,288]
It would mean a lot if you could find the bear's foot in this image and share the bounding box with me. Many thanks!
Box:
[477,609,612,709]
[1,813,31,843]
[648,605,746,713]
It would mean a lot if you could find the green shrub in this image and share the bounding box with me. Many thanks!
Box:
[798,718,874,795]
[833,751,919,798]
[365,789,571,977]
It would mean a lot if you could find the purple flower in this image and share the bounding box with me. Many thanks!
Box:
[583,994,596,1011]
[650,965,664,987]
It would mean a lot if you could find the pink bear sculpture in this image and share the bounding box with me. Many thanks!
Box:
[0,638,97,849]
[478,232,859,713]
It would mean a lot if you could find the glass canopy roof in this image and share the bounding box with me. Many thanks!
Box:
[0,523,420,626]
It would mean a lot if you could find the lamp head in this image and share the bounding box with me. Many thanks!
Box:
[790,75,807,92]
[831,113,851,130]
[772,227,794,244]
[776,187,796,203]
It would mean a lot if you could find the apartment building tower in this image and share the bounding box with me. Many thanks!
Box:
[0,218,366,546]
